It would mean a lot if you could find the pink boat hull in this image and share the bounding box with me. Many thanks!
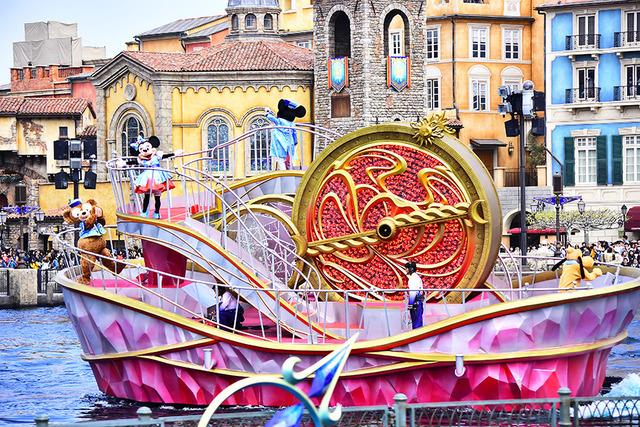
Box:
[61,274,640,406]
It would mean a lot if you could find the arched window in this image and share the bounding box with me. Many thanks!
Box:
[330,11,351,57]
[206,118,231,172]
[501,66,524,92]
[246,14,257,30]
[384,12,409,57]
[121,116,143,157]
[248,116,271,172]
[232,15,239,30]
[264,14,273,30]
[468,65,492,111]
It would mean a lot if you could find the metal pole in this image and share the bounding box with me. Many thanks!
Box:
[519,115,528,262]
[558,387,572,427]
[393,393,408,427]
[74,177,80,245]
[555,196,561,257]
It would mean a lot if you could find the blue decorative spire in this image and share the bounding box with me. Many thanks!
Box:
[264,403,304,427]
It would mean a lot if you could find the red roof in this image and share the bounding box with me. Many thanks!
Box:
[0,97,25,115]
[123,40,314,72]
[0,97,91,116]
[79,124,97,137]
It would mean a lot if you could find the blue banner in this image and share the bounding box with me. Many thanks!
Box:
[329,57,348,92]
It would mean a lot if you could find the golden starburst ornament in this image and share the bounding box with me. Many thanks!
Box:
[410,113,455,146]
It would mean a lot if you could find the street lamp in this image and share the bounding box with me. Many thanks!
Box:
[498,81,545,261]
[622,204,628,240]
[35,210,45,223]
[0,210,6,249]
[552,173,563,257]
[577,199,588,246]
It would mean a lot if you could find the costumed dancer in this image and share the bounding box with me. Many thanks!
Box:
[265,99,306,170]
[406,261,424,329]
[63,198,124,284]
[130,135,183,219]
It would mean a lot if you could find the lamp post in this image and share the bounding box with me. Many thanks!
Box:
[577,198,588,246]
[621,204,628,240]
[553,173,563,257]
[498,80,544,262]
[1,205,44,252]
[0,210,7,249]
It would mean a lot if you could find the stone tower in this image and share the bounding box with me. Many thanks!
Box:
[314,1,427,138]
[226,0,282,40]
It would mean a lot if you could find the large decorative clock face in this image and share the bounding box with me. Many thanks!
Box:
[292,123,502,301]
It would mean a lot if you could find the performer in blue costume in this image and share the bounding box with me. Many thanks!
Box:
[129,136,182,219]
[406,261,424,329]
[265,99,306,170]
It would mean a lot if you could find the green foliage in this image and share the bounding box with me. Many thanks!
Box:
[526,132,546,168]
[529,207,623,232]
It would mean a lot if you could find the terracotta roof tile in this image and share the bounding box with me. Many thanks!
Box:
[79,124,96,137]
[18,98,91,116]
[0,97,25,115]
[123,40,314,72]
[122,51,195,71]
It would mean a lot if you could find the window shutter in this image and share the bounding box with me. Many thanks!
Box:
[564,137,575,186]
[612,135,623,185]
[596,135,608,186]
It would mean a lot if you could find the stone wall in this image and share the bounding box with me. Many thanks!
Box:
[0,268,37,307]
[314,0,426,137]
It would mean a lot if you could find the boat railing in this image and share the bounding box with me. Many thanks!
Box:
[179,162,305,287]
[105,154,313,288]
[55,227,614,344]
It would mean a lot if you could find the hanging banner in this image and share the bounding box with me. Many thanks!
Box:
[387,56,411,91]
[328,57,348,92]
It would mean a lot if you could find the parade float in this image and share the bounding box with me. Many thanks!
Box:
[55,118,640,407]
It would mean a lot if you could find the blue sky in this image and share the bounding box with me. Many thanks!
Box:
[0,1,228,84]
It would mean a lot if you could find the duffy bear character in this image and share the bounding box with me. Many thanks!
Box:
[556,247,603,292]
[265,99,306,170]
[63,198,122,285]
[129,135,183,219]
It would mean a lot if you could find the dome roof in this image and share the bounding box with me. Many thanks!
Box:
[227,0,280,7]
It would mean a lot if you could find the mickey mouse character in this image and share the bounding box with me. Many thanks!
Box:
[63,198,123,284]
[265,99,306,170]
[129,135,183,219]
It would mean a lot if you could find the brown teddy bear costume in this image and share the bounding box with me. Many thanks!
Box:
[63,198,123,284]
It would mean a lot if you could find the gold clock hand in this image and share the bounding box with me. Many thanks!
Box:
[301,200,486,257]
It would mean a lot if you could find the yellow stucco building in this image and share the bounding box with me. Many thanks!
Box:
[91,0,314,185]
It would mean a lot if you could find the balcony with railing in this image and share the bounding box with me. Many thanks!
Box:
[565,34,601,55]
[614,31,640,48]
[614,85,640,101]
[492,168,539,188]
[565,87,600,104]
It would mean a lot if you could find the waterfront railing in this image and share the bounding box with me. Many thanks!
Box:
[30,387,640,426]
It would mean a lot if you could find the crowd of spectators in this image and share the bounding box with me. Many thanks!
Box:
[0,249,68,269]
[511,237,640,267]
[0,246,143,269]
